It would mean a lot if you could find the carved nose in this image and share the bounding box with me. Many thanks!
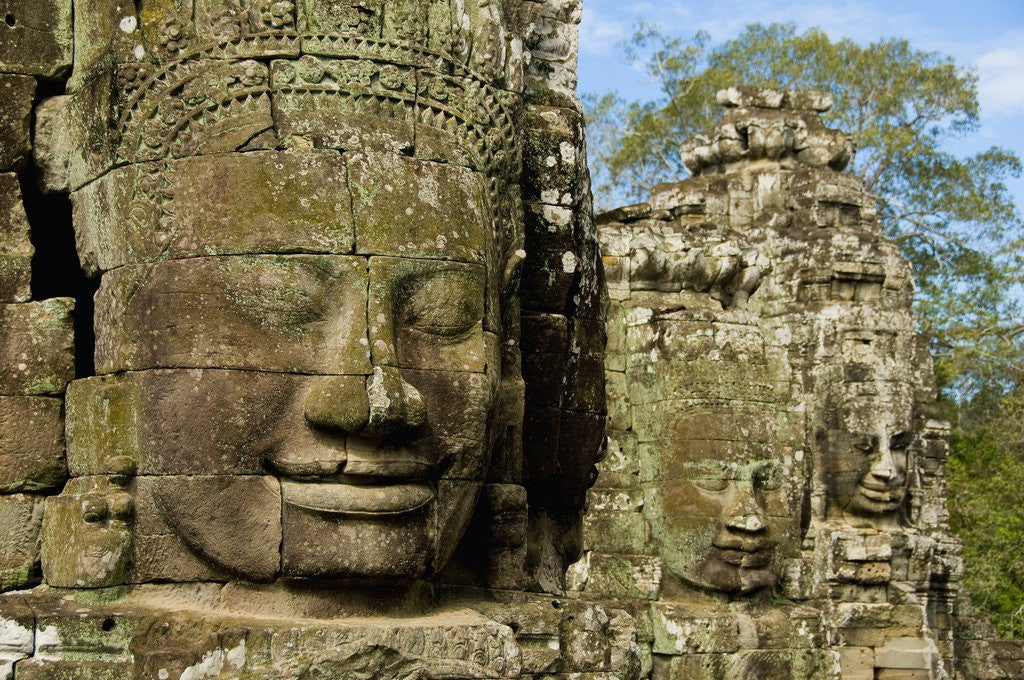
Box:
[303,367,425,437]
[726,513,766,533]
[869,448,896,481]
[365,366,426,436]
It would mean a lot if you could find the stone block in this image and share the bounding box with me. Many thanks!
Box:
[0,0,72,76]
[651,601,740,655]
[71,151,355,274]
[349,151,488,264]
[0,396,64,492]
[0,298,75,396]
[583,509,646,554]
[94,255,369,375]
[0,172,31,302]
[0,493,43,591]
[0,76,33,172]
[838,646,875,680]
[560,604,612,672]
[874,671,932,680]
[11,659,133,679]
[522,200,579,313]
[41,476,132,588]
[521,105,586,206]
[0,593,33,674]
[584,553,661,600]
[875,636,936,670]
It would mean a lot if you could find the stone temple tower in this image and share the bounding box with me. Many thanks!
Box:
[580,87,1023,679]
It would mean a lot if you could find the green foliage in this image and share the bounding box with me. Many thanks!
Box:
[586,22,1024,401]
[949,391,1024,638]
[586,22,1024,637]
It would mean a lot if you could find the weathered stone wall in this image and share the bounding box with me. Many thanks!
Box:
[0,0,75,602]
[0,1,635,678]
[578,86,1024,680]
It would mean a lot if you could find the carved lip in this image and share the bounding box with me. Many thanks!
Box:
[711,546,772,569]
[856,483,898,502]
[282,480,434,517]
[711,533,773,568]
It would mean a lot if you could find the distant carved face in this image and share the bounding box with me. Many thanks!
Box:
[821,330,915,520]
[631,315,802,595]
[651,451,794,594]
[824,393,912,518]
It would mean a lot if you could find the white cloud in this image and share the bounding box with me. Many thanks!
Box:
[579,6,629,56]
[976,32,1024,117]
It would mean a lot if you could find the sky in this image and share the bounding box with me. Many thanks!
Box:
[578,0,1024,203]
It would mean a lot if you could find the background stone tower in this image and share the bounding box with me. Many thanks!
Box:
[580,87,1024,679]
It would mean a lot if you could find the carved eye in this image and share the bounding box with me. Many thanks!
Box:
[890,431,913,450]
[752,462,782,492]
[855,436,877,454]
[401,271,483,340]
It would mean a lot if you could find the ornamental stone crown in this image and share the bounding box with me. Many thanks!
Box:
[50,0,529,190]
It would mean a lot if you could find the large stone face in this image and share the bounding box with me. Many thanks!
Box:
[16,5,607,661]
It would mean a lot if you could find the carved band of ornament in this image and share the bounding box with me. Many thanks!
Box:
[117,32,510,134]
[112,37,520,178]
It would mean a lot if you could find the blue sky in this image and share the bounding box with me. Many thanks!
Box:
[578,0,1024,203]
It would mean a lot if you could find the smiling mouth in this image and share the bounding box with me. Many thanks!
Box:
[282,480,434,517]
[710,536,774,569]
[856,482,899,503]
[273,435,436,517]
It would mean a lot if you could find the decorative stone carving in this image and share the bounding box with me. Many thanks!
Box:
[3,1,629,677]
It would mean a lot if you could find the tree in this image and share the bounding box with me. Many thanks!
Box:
[585,21,1024,636]
[585,22,1024,402]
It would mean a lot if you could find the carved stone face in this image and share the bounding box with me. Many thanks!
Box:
[820,329,915,520]
[824,393,912,518]
[54,150,512,585]
[631,314,802,595]
[651,449,794,594]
